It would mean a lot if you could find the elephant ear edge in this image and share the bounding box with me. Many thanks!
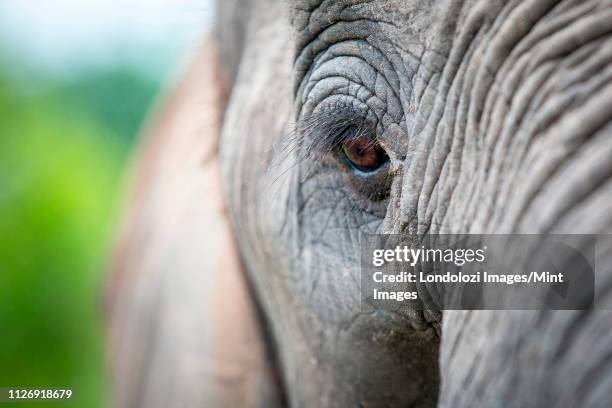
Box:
[105,35,285,408]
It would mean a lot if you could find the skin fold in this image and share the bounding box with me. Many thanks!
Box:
[110,0,612,407]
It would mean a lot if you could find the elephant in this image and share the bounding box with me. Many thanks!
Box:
[106,0,612,407]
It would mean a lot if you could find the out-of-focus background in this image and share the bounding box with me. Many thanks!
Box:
[0,1,212,406]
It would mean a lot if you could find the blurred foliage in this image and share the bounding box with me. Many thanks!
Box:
[53,70,158,144]
[0,64,157,407]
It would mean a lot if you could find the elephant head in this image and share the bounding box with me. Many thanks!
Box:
[109,0,612,406]
[218,0,612,406]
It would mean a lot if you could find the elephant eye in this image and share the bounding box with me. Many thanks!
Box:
[292,106,392,204]
[341,136,389,173]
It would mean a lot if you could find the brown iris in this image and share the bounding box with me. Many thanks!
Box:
[341,136,389,173]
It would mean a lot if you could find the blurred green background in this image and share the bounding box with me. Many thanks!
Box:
[0,63,153,408]
[0,1,211,407]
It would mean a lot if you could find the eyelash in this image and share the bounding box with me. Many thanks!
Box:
[293,104,373,155]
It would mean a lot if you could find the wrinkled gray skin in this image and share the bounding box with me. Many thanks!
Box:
[216,0,612,406]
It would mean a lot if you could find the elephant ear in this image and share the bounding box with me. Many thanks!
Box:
[105,36,284,408]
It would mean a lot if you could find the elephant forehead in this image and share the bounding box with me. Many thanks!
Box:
[289,0,463,46]
[290,0,481,92]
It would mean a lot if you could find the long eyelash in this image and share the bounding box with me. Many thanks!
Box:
[288,101,375,160]
[268,102,376,185]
